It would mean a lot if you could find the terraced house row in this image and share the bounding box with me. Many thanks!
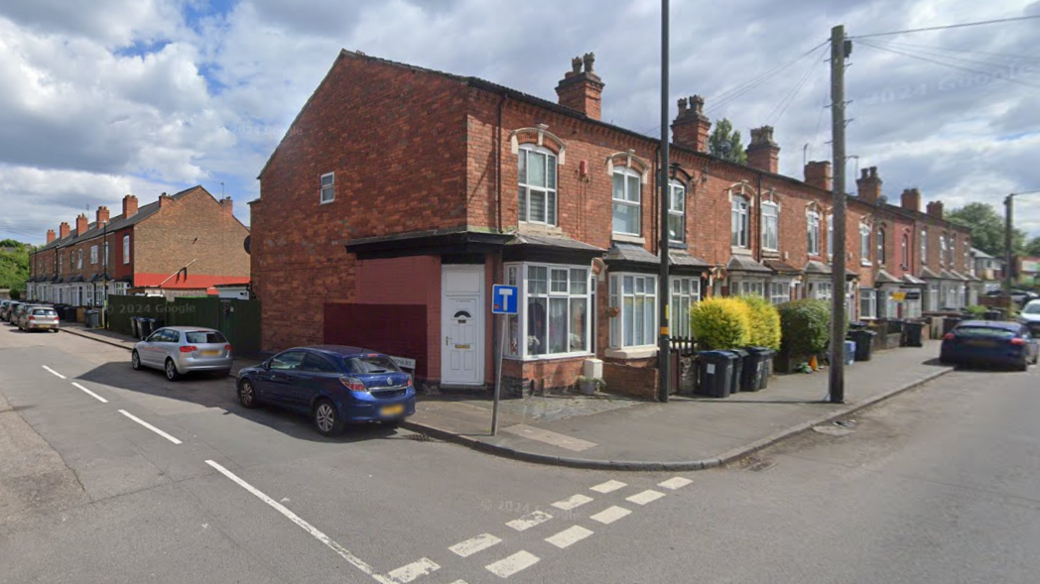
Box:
[26,187,251,305]
[251,50,976,395]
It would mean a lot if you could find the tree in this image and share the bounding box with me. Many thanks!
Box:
[946,202,1026,257]
[1026,235,1040,257]
[0,239,30,294]
[708,118,747,164]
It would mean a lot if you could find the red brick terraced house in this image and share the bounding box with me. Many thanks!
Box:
[27,186,251,305]
[251,50,972,396]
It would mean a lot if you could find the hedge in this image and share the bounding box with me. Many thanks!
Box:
[778,299,831,356]
[738,295,782,350]
[690,297,751,350]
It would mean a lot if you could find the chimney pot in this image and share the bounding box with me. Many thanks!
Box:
[555,53,605,120]
[59,222,71,239]
[901,188,921,212]
[856,165,883,203]
[927,200,944,219]
[746,125,780,173]
[75,213,89,235]
[96,205,110,225]
[46,229,56,244]
[804,160,832,191]
[671,94,711,152]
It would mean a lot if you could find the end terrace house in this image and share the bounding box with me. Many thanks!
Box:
[27,187,251,304]
[252,50,971,395]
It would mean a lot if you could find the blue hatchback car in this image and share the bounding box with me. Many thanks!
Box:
[236,346,416,436]
[940,320,1039,371]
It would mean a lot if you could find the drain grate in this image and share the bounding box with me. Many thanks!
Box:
[406,433,435,442]
[745,458,776,472]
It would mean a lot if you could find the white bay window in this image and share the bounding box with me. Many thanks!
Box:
[610,273,657,348]
[670,276,701,338]
[504,263,590,359]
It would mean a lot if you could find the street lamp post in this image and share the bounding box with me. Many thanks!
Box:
[1004,190,1040,315]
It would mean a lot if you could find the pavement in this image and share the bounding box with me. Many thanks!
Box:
[402,342,953,471]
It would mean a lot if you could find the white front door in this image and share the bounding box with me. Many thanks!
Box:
[441,265,484,386]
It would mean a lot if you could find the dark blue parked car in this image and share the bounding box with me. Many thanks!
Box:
[940,320,1039,371]
[236,346,416,436]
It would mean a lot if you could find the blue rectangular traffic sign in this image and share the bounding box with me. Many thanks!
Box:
[492,284,518,315]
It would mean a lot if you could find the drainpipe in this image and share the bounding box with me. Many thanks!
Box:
[755,171,763,262]
[496,94,507,233]
[652,144,661,255]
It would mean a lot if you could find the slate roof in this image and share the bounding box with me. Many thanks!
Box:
[763,258,802,275]
[875,269,901,284]
[803,260,832,275]
[506,233,605,253]
[920,267,942,279]
[902,274,927,285]
[726,255,772,273]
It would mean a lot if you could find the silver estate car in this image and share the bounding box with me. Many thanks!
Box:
[19,305,60,332]
[132,326,234,381]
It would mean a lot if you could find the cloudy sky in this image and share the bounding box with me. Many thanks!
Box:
[1,0,1038,245]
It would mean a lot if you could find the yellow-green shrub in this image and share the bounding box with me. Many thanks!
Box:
[690,297,751,350]
[738,295,781,350]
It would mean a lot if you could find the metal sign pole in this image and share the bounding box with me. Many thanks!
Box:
[491,314,505,436]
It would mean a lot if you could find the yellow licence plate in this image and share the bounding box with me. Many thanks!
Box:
[201,350,220,357]
[380,404,405,417]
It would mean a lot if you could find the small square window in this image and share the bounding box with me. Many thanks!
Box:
[320,172,335,204]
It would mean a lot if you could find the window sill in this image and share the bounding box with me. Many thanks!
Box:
[668,241,688,250]
[319,198,335,205]
[507,351,594,362]
[861,261,873,267]
[605,346,658,360]
[612,234,645,245]
[730,247,752,256]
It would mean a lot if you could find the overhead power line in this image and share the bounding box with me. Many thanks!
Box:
[858,39,1040,90]
[707,39,829,115]
[852,14,1040,39]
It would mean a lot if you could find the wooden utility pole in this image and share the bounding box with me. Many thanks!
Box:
[829,25,850,403]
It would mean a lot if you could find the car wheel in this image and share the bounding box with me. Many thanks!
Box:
[1015,359,1029,372]
[165,358,182,381]
[237,379,259,409]
[313,399,344,437]
[381,420,401,429]
[131,350,142,370]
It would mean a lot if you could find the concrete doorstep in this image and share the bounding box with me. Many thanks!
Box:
[402,343,954,471]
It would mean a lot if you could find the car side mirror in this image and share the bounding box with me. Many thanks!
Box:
[262,360,271,370]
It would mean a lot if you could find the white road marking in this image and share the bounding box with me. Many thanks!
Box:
[590,506,631,525]
[626,489,665,505]
[658,477,693,490]
[590,480,627,493]
[42,365,66,379]
[551,494,593,511]
[387,558,440,583]
[506,510,553,532]
[118,410,182,445]
[544,525,594,549]
[450,533,502,558]
[485,550,540,578]
[71,382,108,403]
[447,581,470,584]
[204,460,392,584]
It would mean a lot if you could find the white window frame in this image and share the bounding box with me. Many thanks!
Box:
[860,223,872,265]
[609,273,658,349]
[77,249,83,270]
[940,232,947,267]
[877,227,887,265]
[808,279,833,301]
[761,201,779,252]
[670,275,701,338]
[731,195,750,249]
[503,262,592,360]
[90,245,98,265]
[667,181,685,244]
[518,145,558,226]
[920,228,928,266]
[123,235,130,265]
[859,288,877,319]
[901,232,909,269]
[320,172,335,204]
[769,279,791,306]
[612,168,642,236]
[807,210,821,256]
[731,278,766,298]
[826,213,834,261]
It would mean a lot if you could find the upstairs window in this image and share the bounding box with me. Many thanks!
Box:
[731,196,750,248]
[940,233,947,266]
[90,245,98,265]
[518,146,557,225]
[807,210,821,256]
[826,214,834,260]
[612,169,641,236]
[920,229,928,264]
[667,181,685,243]
[877,227,887,265]
[860,224,871,264]
[320,172,335,204]
[77,249,83,270]
[123,235,130,264]
[901,233,910,269]
[761,202,779,251]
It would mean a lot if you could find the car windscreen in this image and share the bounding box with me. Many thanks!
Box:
[32,309,56,317]
[1023,303,1040,315]
[955,326,1015,339]
[185,331,227,344]
[343,355,402,375]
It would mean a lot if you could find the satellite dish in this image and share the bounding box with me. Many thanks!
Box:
[243,235,251,255]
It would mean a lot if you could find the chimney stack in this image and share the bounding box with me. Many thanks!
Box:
[804,161,832,191]
[159,192,171,207]
[856,166,882,204]
[927,200,944,219]
[746,126,780,174]
[555,53,605,121]
[901,188,921,212]
[220,196,233,215]
[671,95,712,152]
[122,193,138,217]
[59,222,71,239]
[46,229,56,244]
[75,213,89,235]
[96,205,110,225]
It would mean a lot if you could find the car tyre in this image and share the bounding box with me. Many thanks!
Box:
[381,420,401,429]
[165,358,182,382]
[131,350,142,370]
[237,379,259,409]
[1015,359,1029,372]
[313,399,345,437]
